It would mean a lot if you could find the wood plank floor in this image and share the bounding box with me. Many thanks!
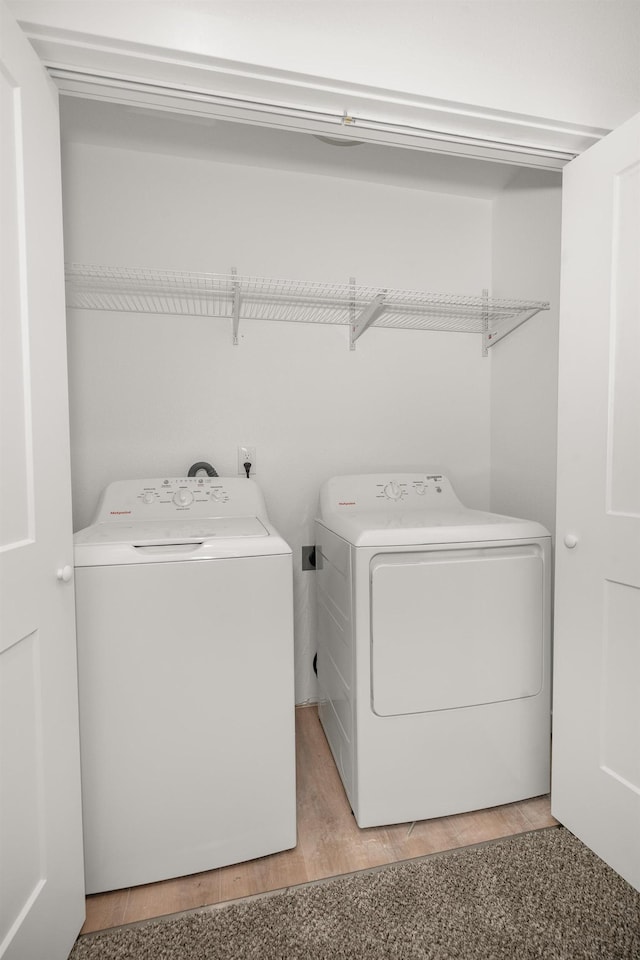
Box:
[81,704,558,934]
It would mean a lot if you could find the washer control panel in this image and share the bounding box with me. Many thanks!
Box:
[91,477,267,522]
[320,473,463,515]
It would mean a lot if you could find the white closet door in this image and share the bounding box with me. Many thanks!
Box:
[0,3,85,957]
[552,111,640,891]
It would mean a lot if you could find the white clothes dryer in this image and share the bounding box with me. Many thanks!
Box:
[315,473,551,829]
[74,477,296,894]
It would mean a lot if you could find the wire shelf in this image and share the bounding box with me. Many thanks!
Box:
[65,264,549,347]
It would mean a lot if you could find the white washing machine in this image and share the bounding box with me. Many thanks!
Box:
[74,476,296,894]
[315,473,551,829]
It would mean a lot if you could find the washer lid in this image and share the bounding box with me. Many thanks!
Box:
[74,516,293,566]
[75,516,268,547]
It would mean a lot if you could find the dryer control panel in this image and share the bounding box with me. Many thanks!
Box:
[90,477,268,522]
[319,473,463,515]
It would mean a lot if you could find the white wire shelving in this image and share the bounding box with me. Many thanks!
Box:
[64,264,549,352]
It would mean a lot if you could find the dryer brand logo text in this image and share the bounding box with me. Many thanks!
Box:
[110,510,132,515]
[338,501,356,506]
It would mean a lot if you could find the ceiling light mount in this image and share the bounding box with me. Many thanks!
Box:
[312,110,363,147]
[313,134,363,147]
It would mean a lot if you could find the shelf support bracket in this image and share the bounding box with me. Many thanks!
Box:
[349,276,356,347]
[231,266,240,345]
[485,307,543,349]
[350,293,386,350]
[481,288,489,357]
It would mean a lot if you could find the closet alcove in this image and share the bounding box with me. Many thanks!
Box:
[60,96,562,705]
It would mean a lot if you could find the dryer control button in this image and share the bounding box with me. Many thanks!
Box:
[383,481,402,501]
[173,489,194,507]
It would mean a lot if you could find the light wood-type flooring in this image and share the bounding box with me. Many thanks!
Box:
[82,704,558,934]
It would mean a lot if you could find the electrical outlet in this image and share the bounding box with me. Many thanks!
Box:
[237,445,257,477]
[301,546,316,570]
[302,545,322,570]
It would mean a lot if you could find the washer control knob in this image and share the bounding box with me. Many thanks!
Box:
[384,481,402,501]
[173,489,194,507]
[210,488,224,502]
[142,491,155,504]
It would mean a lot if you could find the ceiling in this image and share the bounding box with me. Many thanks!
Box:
[59,97,554,200]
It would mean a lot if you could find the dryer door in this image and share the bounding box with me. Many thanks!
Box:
[370,543,545,716]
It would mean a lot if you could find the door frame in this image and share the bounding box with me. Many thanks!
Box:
[17,19,606,168]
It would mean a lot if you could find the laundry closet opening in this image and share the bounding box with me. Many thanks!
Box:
[59,95,562,708]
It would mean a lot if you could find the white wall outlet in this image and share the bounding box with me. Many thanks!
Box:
[238,445,257,477]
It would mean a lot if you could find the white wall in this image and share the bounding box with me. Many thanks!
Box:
[490,169,563,538]
[10,0,640,129]
[62,140,493,702]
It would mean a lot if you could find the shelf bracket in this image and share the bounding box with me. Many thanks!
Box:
[231,266,240,345]
[350,293,386,350]
[349,276,356,347]
[481,288,489,357]
[485,307,542,349]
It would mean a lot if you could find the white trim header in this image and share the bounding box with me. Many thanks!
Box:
[21,21,609,169]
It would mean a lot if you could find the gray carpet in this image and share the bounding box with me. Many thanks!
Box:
[70,827,640,959]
